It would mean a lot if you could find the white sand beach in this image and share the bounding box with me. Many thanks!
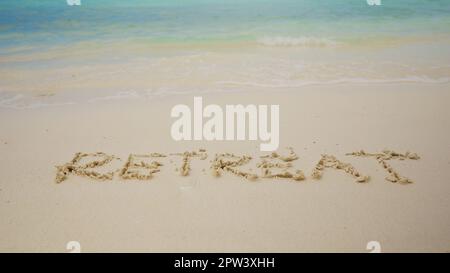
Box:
[1,83,449,252]
[2,0,450,254]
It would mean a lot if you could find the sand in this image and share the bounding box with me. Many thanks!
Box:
[0,83,450,252]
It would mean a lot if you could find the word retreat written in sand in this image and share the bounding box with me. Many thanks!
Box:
[55,148,420,184]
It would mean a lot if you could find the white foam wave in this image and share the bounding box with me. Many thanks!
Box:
[1,75,448,110]
[0,94,75,110]
[87,91,140,103]
[217,76,450,88]
[257,36,339,47]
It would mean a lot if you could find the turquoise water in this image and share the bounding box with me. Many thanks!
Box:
[0,0,450,109]
[1,0,450,51]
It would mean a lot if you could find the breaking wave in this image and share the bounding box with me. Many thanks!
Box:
[257,36,339,47]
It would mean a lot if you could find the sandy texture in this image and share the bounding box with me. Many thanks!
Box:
[0,83,449,252]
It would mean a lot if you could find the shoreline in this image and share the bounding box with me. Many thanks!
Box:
[1,82,449,252]
[2,80,450,110]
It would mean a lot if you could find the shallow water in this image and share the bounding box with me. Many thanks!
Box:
[0,0,449,109]
[1,0,450,49]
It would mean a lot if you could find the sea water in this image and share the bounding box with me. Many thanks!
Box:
[0,0,449,108]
